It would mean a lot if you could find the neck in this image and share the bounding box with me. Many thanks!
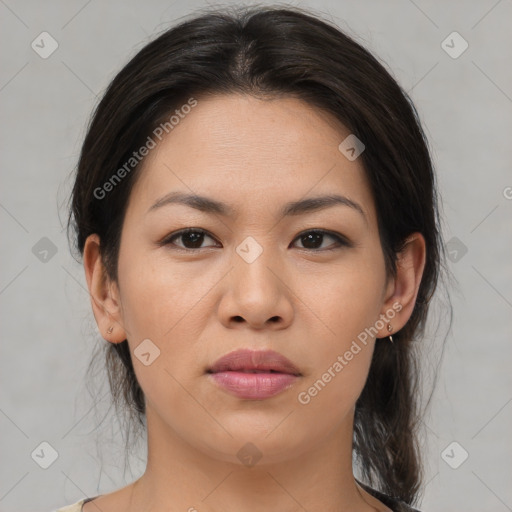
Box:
[126,405,379,512]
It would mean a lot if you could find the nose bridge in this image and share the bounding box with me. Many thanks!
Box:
[232,234,281,297]
[220,233,293,328]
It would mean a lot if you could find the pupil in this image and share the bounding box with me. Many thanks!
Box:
[183,232,204,248]
[302,232,322,249]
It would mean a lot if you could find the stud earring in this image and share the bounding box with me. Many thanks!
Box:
[387,323,394,344]
[106,326,113,335]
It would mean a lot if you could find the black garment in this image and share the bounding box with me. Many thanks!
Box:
[360,482,421,512]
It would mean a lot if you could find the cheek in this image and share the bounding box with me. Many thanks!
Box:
[117,245,207,339]
[302,253,387,339]
[116,246,213,396]
[293,257,385,411]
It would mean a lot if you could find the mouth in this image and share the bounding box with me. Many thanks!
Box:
[206,349,301,400]
[206,349,302,376]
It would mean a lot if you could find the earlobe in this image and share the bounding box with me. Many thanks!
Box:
[378,233,426,338]
[83,234,127,343]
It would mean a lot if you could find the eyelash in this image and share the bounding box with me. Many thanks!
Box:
[159,228,351,253]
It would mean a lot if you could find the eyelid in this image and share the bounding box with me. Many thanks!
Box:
[159,228,351,251]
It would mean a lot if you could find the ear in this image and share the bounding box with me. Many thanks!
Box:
[377,232,427,338]
[83,234,127,343]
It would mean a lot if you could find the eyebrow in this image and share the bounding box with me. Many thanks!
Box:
[147,191,367,221]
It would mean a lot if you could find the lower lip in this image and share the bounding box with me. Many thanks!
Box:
[208,371,299,399]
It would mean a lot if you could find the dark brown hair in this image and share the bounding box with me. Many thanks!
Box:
[67,5,446,506]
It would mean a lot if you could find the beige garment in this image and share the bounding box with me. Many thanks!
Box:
[54,498,87,511]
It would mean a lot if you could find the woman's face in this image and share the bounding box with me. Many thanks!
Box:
[108,94,398,464]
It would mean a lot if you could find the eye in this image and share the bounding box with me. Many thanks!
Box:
[161,228,219,250]
[291,230,350,251]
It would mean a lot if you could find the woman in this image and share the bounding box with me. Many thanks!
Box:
[59,5,444,511]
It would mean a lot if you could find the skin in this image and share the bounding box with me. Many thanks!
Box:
[83,94,426,512]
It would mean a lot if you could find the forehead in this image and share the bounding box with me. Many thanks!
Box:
[126,94,376,223]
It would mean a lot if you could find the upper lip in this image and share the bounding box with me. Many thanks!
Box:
[207,349,301,376]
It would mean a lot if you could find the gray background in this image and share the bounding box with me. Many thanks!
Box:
[1,1,511,511]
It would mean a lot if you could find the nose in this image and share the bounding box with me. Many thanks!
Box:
[217,248,294,331]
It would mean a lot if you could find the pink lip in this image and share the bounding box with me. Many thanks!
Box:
[208,372,298,399]
[207,349,301,400]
